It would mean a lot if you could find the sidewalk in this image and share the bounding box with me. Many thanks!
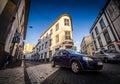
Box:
[0,60,26,84]
[0,67,25,84]
[26,63,58,84]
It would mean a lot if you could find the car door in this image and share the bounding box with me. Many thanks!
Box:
[53,50,61,65]
[59,50,71,67]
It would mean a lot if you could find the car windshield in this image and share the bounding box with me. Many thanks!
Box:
[67,50,80,54]
[103,50,119,53]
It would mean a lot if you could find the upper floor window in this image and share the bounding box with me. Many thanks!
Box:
[94,40,98,50]
[39,46,41,51]
[50,29,53,35]
[46,33,48,38]
[99,19,106,29]
[56,34,59,43]
[91,32,94,39]
[56,23,59,31]
[49,39,52,46]
[43,36,45,42]
[45,42,48,48]
[39,39,41,44]
[65,31,71,40]
[95,27,99,35]
[104,31,111,44]
[98,37,103,47]
[42,44,44,50]
[64,19,69,26]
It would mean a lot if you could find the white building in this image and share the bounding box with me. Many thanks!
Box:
[35,14,74,62]
[90,0,120,53]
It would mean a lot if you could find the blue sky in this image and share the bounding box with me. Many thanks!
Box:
[25,0,107,51]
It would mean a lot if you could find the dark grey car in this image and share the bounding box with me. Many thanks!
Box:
[95,50,120,63]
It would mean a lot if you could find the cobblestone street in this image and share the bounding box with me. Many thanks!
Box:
[26,62,120,84]
[0,67,25,84]
[0,61,120,84]
[41,63,120,84]
[26,63,58,84]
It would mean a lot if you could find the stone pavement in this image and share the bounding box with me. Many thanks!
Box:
[0,67,25,84]
[26,63,58,84]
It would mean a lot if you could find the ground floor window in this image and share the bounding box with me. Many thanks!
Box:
[118,46,120,51]
[108,44,116,51]
[44,52,47,61]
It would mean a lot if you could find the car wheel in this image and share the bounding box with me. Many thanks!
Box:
[71,61,81,73]
[51,61,55,67]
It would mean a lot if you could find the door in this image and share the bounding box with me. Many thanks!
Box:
[58,50,70,67]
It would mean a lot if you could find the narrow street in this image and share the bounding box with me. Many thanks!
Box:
[25,61,120,84]
[0,0,120,84]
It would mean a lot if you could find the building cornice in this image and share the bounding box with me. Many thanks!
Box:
[89,0,110,33]
[40,14,72,38]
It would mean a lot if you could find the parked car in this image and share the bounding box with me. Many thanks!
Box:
[51,49,103,73]
[94,50,120,63]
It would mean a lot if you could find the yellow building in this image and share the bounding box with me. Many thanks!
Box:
[23,43,35,55]
[35,14,74,62]
[80,35,94,56]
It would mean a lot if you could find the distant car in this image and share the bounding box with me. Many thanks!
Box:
[94,50,120,63]
[51,49,103,73]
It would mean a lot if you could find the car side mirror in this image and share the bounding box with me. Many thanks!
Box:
[63,52,68,56]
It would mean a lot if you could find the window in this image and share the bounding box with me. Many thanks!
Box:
[44,52,47,60]
[49,39,52,46]
[65,31,71,40]
[46,33,48,38]
[108,44,116,51]
[41,53,43,59]
[39,46,41,51]
[98,37,103,47]
[100,19,106,29]
[42,44,44,50]
[94,41,97,50]
[39,39,41,44]
[42,37,45,42]
[95,27,99,35]
[64,19,69,26]
[56,23,59,31]
[104,31,111,44]
[56,34,59,43]
[45,42,48,48]
[91,32,94,39]
[50,29,52,35]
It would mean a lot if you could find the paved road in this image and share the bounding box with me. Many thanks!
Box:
[42,63,120,84]
[26,63,58,84]
[26,61,120,84]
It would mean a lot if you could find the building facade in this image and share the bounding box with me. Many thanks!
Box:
[80,35,93,56]
[0,0,30,67]
[23,43,35,55]
[90,0,120,53]
[34,14,74,62]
